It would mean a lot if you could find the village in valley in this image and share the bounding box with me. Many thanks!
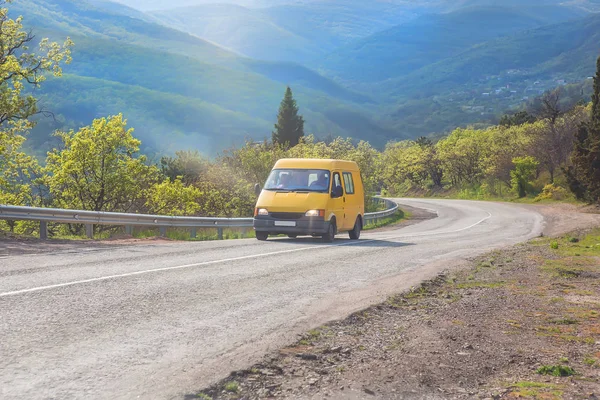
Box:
[448,69,594,118]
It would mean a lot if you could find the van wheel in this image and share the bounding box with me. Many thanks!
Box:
[322,220,336,243]
[256,232,268,241]
[349,217,361,240]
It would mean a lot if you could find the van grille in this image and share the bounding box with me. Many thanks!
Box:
[270,212,304,220]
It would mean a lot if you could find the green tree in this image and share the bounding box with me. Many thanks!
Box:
[46,114,159,213]
[511,156,539,198]
[566,56,600,203]
[160,150,208,185]
[499,111,536,127]
[272,86,304,147]
[437,128,492,186]
[221,139,286,185]
[145,178,202,216]
[0,0,72,209]
[0,2,72,127]
[0,123,35,205]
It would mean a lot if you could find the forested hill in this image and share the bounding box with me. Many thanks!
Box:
[11,0,600,155]
[14,0,396,155]
[321,5,590,84]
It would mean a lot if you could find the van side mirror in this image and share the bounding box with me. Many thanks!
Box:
[331,185,343,198]
[254,183,262,196]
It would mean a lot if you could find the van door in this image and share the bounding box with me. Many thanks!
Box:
[342,171,358,230]
[329,171,345,232]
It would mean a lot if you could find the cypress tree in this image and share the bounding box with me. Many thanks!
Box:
[272,87,304,147]
[566,56,600,203]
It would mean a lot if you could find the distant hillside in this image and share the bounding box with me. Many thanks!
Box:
[112,0,299,11]
[151,1,418,64]
[86,0,155,21]
[13,0,397,154]
[377,13,600,137]
[12,0,239,65]
[12,0,600,154]
[152,4,321,63]
[322,5,589,84]
[385,12,600,98]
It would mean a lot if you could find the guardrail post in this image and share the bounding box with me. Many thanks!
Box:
[40,221,48,240]
[159,227,167,237]
[241,228,247,238]
[86,224,93,239]
[191,227,197,239]
[217,227,223,240]
[125,225,133,236]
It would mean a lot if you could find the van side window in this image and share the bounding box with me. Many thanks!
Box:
[342,172,355,194]
[333,172,342,191]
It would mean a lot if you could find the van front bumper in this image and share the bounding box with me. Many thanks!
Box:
[253,216,330,235]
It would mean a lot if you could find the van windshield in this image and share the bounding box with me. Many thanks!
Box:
[264,169,330,193]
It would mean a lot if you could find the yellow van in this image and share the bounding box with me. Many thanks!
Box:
[253,158,365,242]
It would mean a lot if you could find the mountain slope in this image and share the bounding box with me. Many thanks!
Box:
[322,5,589,84]
[375,13,600,137]
[386,12,600,98]
[113,0,298,11]
[11,0,239,65]
[152,4,321,63]
[31,75,272,155]
[151,0,418,65]
[12,0,397,153]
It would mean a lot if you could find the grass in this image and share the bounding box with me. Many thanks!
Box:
[401,185,583,206]
[583,356,597,366]
[223,381,239,393]
[548,318,579,325]
[538,230,600,280]
[298,328,323,345]
[363,210,406,230]
[552,230,600,257]
[133,227,255,241]
[536,364,576,377]
[455,281,507,289]
[512,381,561,389]
[507,381,564,399]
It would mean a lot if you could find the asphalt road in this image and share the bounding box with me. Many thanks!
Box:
[0,199,545,399]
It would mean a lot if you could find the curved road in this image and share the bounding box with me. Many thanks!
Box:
[0,199,545,399]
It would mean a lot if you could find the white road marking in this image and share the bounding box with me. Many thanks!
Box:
[0,212,492,298]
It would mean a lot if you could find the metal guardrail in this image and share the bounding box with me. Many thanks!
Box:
[364,198,399,222]
[0,199,399,240]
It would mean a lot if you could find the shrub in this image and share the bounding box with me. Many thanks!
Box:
[536,365,575,377]
[535,184,569,202]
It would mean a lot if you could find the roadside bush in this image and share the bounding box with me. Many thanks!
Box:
[535,184,570,202]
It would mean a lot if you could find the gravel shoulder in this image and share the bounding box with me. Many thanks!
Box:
[195,205,600,400]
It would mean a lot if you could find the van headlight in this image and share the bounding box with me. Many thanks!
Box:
[256,208,269,216]
[305,210,325,217]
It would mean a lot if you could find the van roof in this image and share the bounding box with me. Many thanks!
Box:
[273,158,360,171]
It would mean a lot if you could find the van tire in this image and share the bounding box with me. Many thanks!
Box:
[322,220,336,243]
[256,232,269,241]
[349,217,361,240]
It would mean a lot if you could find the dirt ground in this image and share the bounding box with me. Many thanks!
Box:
[195,206,600,400]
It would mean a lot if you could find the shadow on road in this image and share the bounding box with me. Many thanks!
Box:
[267,237,414,248]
